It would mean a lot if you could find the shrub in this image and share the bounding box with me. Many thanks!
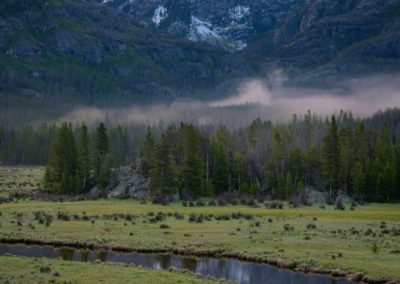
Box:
[306,223,316,229]
[40,266,51,273]
[208,200,216,206]
[160,224,170,229]
[222,191,238,204]
[182,201,187,207]
[335,199,345,210]
[174,212,184,220]
[57,212,70,221]
[189,213,196,222]
[196,214,204,223]
[371,241,379,253]
[152,195,170,205]
[189,201,194,207]
[218,196,227,206]
[284,224,294,231]
[269,201,283,209]
[231,212,242,219]
[244,214,253,220]
[195,199,205,206]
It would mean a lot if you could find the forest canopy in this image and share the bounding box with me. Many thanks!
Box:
[1,108,400,202]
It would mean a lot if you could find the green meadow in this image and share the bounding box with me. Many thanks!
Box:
[1,199,399,281]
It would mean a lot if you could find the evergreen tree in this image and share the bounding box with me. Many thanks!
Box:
[43,122,78,194]
[232,153,245,193]
[374,123,395,201]
[284,172,294,199]
[339,126,354,194]
[181,124,203,198]
[322,116,341,196]
[77,123,90,192]
[351,161,365,200]
[93,122,109,188]
[266,128,285,198]
[140,127,155,178]
[151,134,177,196]
[213,140,229,195]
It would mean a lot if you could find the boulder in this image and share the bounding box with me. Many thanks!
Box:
[304,187,329,203]
[108,182,128,198]
[107,171,150,199]
[336,190,353,204]
[89,186,100,198]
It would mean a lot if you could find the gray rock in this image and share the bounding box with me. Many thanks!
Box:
[336,190,353,204]
[304,187,329,203]
[307,188,329,203]
[107,171,150,199]
[89,186,99,198]
[118,165,132,180]
[108,182,128,198]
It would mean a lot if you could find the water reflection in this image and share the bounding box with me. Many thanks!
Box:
[0,244,352,284]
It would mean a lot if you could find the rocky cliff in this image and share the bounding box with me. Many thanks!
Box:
[96,0,309,51]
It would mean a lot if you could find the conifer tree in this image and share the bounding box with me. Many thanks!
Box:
[93,122,109,188]
[213,140,229,195]
[43,122,78,194]
[140,127,155,178]
[322,116,340,196]
[181,124,203,197]
[151,134,177,196]
[77,123,90,192]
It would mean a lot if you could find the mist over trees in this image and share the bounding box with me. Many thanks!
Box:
[1,108,400,202]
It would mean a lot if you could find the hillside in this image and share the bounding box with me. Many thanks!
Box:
[0,0,249,111]
[1,0,400,120]
[243,0,400,86]
[94,0,309,51]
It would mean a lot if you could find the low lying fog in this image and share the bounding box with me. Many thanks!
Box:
[55,73,400,128]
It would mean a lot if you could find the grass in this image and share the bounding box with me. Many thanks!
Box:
[0,255,222,283]
[0,166,44,198]
[0,200,400,280]
[0,166,399,281]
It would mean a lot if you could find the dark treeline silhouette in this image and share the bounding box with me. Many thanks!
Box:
[1,108,400,202]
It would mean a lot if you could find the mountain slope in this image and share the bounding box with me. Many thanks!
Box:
[94,0,309,51]
[0,0,250,110]
[243,0,400,86]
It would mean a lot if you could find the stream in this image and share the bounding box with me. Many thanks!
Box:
[0,244,353,284]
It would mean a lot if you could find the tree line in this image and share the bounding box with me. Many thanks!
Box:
[1,108,400,201]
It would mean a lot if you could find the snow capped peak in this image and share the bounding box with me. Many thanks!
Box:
[152,6,168,26]
[229,5,250,20]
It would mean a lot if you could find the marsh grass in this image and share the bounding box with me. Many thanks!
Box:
[0,200,399,279]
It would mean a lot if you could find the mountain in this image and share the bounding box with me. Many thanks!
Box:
[1,0,400,120]
[94,0,310,51]
[0,0,249,111]
[243,0,400,86]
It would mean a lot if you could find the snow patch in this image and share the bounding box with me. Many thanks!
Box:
[229,5,250,20]
[152,6,168,26]
[102,0,114,3]
[188,16,220,41]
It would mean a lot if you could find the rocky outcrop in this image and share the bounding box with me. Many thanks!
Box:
[304,187,330,204]
[99,0,308,51]
[108,171,150,199]
[335,190,353,204]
